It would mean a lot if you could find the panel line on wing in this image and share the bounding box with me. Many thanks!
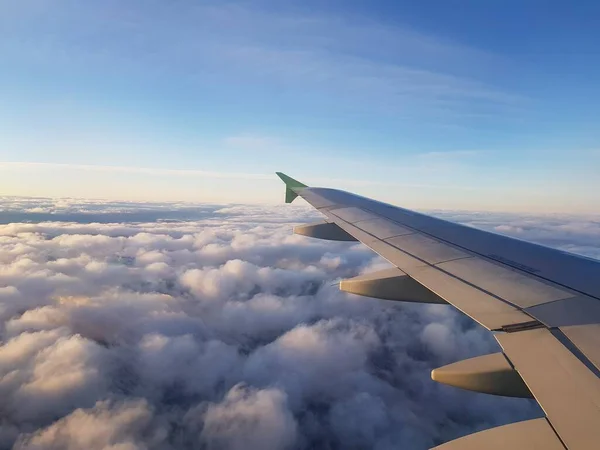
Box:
[546,419,569,450]
[314,193,599,303]
[321,206,539,328]
[560,324,600,373]
[549,328,600,378]
[300,189,589,330]
[402,265,534,330]
[526,295,600,327]
[433,255,472,264]
[406,260,544,322]
[385,233,470,265]
[345,203,582,309]
[372,239,526,312]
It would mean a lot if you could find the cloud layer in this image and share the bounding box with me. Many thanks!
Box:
[2,198,597,449]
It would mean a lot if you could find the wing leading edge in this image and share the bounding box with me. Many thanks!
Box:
[277,172,600,449]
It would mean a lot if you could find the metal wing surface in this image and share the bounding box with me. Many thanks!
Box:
[277,172,600,450]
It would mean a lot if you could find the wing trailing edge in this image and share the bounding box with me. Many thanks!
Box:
[432,418,565,450]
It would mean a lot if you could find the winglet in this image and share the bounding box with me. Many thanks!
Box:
[276,172,307,203]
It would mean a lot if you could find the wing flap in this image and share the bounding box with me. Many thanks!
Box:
[403,265,532,330]
[497,328,600,450]
[436,257,577,308]
[431,418,565,450]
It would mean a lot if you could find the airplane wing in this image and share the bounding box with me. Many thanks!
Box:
[277,172,600,449]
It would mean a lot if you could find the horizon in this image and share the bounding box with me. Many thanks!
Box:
[2,190,600,219]
[1,1,599,213]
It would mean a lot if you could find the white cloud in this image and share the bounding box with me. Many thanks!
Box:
[14,399,162,450]
[201,384,298,450]
[2,198,596,448]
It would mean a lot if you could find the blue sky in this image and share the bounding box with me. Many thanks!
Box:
[1,0,599,212]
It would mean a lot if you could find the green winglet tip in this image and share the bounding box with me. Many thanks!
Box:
[285,188,298,203]
[276,172,307,203]
[275,172,308,189]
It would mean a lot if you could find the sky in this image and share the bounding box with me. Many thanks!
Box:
[1,0,599,212]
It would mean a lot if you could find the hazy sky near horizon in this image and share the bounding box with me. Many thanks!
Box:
[1,1,599,212]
